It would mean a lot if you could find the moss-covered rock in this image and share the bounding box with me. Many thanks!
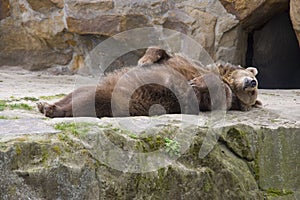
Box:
[0,104,299,200]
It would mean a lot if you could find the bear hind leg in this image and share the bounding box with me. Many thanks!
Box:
[37,102,72,118]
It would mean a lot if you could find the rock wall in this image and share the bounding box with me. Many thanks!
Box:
[0,109,299,199]
[0,0,298,72]
[290,0,300,46]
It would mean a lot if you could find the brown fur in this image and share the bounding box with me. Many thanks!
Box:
[37,66,199,118]
[37,47,261,118]
[138,47,261,111]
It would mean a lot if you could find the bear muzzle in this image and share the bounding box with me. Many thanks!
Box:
[243,78,257,89]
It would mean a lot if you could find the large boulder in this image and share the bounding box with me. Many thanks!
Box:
[0,0,72,70]
[0,97,299,199]
[290,0,300,46]
[219,0,289,30]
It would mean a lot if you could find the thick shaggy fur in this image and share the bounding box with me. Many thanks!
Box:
[138,47,261,111]
[37,47,261,118]
[38,66,200,118]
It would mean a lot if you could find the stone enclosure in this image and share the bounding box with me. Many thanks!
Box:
[0,0,300,199]
[0,69,299,199]
[0,0,300,87]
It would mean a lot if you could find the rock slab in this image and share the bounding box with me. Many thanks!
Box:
[0,70,299,199]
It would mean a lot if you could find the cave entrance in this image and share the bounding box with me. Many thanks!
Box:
[246,11,300,89]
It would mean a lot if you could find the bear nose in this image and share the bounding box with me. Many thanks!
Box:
[245,79,257,88]
[250,80,257,87]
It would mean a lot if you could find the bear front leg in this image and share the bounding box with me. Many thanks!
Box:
[239,103,252,111]
[138,47,170,66]
[239,100,262,111]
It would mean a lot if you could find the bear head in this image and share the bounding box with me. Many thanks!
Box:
[217,63,261,111]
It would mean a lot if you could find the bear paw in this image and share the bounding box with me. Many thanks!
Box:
[254,100,263,108]
[138,47,169,66]
[138,56,156,66]
[37,102,45,114]
[240,104,252,111]
[36,102,57,118]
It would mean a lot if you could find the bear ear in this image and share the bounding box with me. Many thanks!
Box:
[246,67,258,76]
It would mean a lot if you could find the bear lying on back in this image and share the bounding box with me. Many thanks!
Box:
[37,47,261,118]
[138,47,262,111]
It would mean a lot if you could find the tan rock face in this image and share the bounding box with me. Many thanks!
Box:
[0,0,10,20]
[189,10,217,56]
[290,0,300,46]
[219,0,289,30]
[66,15,122,36]
[0,0,297,72]
[27,0,58,14]
[219,0,264,20]
[0,1,72,70]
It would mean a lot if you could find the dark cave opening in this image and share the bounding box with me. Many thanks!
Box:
[246,11,300,89]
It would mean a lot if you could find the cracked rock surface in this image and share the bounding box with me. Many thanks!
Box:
[0,69,299,199]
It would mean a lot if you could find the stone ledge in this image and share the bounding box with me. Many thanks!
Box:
[0,70,299,199]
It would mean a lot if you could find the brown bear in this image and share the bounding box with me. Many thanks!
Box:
[138,47,262,111]
[37,47,261,118]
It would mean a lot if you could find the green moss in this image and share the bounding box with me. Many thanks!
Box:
[54,122,91,138]
[52,145,62,155]
[8,185,17,196]
[164,138,181,157]
[41,149,49,164]
[0,116,20,120]
[57,134,74,151]
[204,181,212,192]
[266,188,293,197]
[0,100,6,111]
[55,123,80,136]
[228,127,247,137]
[0,142,7,151]
[57,133,71,142]
[15,137,27,142]
[270,118,280,123]
[9,103,33,110]
[226,127,251,159]
[0,100,33,111]
[132,125,180,154]
[141,135,165,152]
[15,145,22,155]
[253,160,260,181]
[54,123,85,150]
[129,134,138,139]
[10,96,39,102]
[98,124,113,129]
[21,97,39,101]
[39,93,66,100]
